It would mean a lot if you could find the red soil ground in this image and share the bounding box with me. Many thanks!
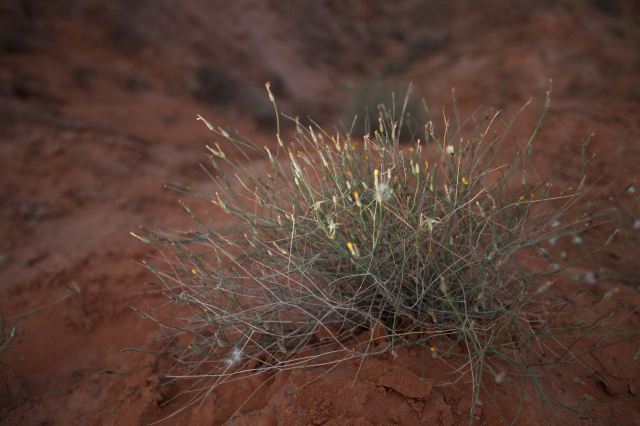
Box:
[1,1,640,424]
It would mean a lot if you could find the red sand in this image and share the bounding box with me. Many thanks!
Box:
[1,1,639,424]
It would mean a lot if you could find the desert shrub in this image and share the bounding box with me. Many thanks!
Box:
[71,66,95,90]
[1,1,37,54]
[137,84,631,422]
[383,32,447,76]
[1,23,32,53]
[108,14,147,55]
[343,79,426,138]
[0,285,78,357]
[188,64,238,106]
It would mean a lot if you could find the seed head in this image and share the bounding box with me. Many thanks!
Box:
[346,241,359,257]
[353,191,361,207]
[378,181,392,201]
[224,347,243,367]
[439,276,448,294]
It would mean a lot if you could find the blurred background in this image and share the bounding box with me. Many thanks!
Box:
[1,0,639,424]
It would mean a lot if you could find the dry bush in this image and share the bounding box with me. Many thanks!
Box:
[136,83,635,423]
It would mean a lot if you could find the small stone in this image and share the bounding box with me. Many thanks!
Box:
[593,372,616,396]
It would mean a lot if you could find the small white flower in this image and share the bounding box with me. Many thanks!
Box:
[584,271,597,284]
[551,220,560,228]
[560,250,568,260]
[548,236,559,246]
[572,235,583,245]
[634,219,640,230]
[627,184,636,194]
[445,145,455,156]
